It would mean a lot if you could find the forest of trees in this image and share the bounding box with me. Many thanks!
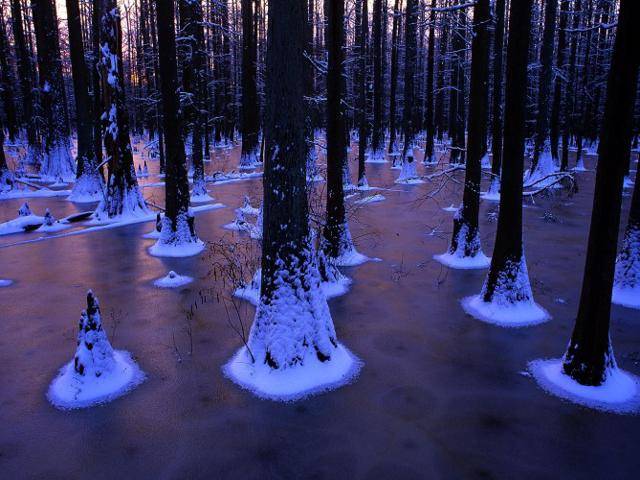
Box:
[0,0,639,406]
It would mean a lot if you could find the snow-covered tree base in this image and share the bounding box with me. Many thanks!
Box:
[613,226,640,309]
[331,223,377,266]
[68,173,104,203]
[365,149,387,163]
[434,251,491,270]
[190,179,213,203]
[480,153,491,169]
[154,271,193,288]
[223,343,361,402]
[462,256,550,327]
[48,350,145,410]
[525,151,559,189]
[149,214,205,258]
[528,358,640,414]
[0,279,13,287]
[461,294,550,327]
[39,142,76,182]
[239,150,260,170]
[395,158,423,184]
[481,178,501,201]
[235,267,352,306]
[574,159,587,172]
[612,286,640,309]
[91,186,150,224]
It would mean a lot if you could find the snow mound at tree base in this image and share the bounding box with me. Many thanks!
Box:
[47,350,145,410]
[461,294,551,327]
[148,239,205,258]
[528,359,640,414]
[223,343,362,402]
[154,271,193,288]
[0,279,13,287]
[612,286,640,309]
[335,248,379,267]
[433,251,491,270]
[235,269,352,306]
[190,191,214,203]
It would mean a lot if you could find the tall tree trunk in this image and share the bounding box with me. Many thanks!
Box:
[154,0,200,251]
[179,0,207,199]
[401,0,419,160]
[240,0,259,167]
[67,0,103,200]
[357,0,368,185]
[0,16,18,141]
[10,0,39,160]
[31,0,74,180]
[370,0,384,157]
[445,0,490,264]
[488,0,506,194]
[483,0,535,303]
[561,0,582,171]
[423,0,436,164]
[550,0,569,164]
[531,0,559,173]
[324,0,348,260]
[563,0,640,386]
[95,0,147,219]
[388,0,402,154]
[0,115,14,191]
[449,4,466,165]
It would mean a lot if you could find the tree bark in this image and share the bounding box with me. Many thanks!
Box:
[563,0,640,386]
[240,0,259,166]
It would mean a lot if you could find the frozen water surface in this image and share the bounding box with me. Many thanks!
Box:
[1,144,640,478]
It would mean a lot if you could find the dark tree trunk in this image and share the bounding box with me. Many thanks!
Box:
[66,0,97,182]
[489,0,506,189]
[370,0,384,156]
[574,0,594,169]
[10,0,39,156]
[550,0,569,164]
[240,0,259,167]
[324,0,347,259]
[483,0,534,301]
[449,4,466,164]
[388,0,402,154]
[449,0,490,258]
[531,0,558,171]
[434,6,448,141]
[0,115,13,190]
[401,0,418,159]
[423,0,436,164]
[179,0,207,197]
[561,0,582,171]
[0,16,18,141]
[357,0,368,185]
[254,0,337,369]
[31,0,74,178]
[96,0,146,218]
[156,0,193,233]
[92,0,103,176]
[563,0,640,386]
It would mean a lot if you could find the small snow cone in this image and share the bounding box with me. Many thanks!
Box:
[47,291,145,409]
[18,202,31,217]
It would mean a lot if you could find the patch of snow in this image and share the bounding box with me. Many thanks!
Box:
[36,209,71,233]
[47,291,145,410]
[0,187,71,199]
[0,279,13,287]
[442,204,459,212]
[365,149,387,163]
[190,190,214,203]
[434,251,491,269]
[354,194,386,205]
[154,271,193,288]
[223,343,362,402]
[529,358,640,414]
[148,213,205,258]
[461,294,550,327]
[0,203,45,236]
[612,286,640,309]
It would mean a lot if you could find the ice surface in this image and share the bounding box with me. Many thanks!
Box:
[154,271,193,288]
[223,343,362,402]
[529,358,640,414]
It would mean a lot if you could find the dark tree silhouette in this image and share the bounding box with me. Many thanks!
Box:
[0,15,18,141]
[423,0,437,165]
[356,0,369,186]
[563,0,640,386]
[239,0,260,168]
[370,0,384,158]
[387,0,402,155]
[488,0,506,196]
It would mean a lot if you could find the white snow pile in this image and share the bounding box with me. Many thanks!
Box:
[235,263,352,306]
[0,185,71,199]
[39,141,76,182]
[524,151,560,189]
[90,185,150,224]
[442,204,459,212]
[239,149,260,170]
[240,195,261,216]
[481,177,501,201]
[529,359,640,414]
[68,172,104,203]
[223,253,362,401]
[149,212,205,257]
[0,203,45,236]
[480,152,491,169]
[142,213,163,239]
[36,209,71,233]
[612,224,640,309]
[354,193,386,205]
[47,291,145,409]
[0,279,13,287]
[433,221,490,270]
[332,223,379,267]
[365,148,387,163]
[154,271,193,288]
[461,256,551,327]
